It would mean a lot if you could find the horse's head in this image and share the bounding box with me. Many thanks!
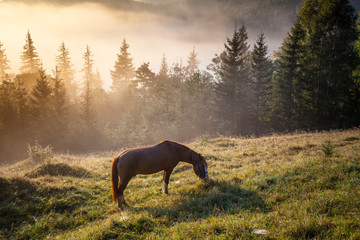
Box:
[192,152,209,181]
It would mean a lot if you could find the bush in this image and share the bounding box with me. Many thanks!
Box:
[321,140,334,157]
[27,141,54,165]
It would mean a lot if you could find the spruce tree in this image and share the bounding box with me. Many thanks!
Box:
[352,11,360,125]
[182,71,215,137]
[14,76,29,128]
[51,66,67,142]
[298,0,358,127]
[56,42,77,102]
[157,54,171,121]
[92,69,106,111]
[82,45,94,89]
[80,46,96,133]
[0,76,17,131]
[186,47,200,77]
[30,68,54,143]
[20,31,41,74]
[81,80,96,131]
[0,42,10,79]
[111,39,135,93]
[251,33,273,133]
[270,21,307,131]
[134,62,156,103]
[215,25,251,135]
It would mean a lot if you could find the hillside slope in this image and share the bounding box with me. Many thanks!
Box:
[0,129,359,239]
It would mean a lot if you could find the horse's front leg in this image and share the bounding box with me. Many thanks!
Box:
[163,168,173,195]
[118,177,131,209]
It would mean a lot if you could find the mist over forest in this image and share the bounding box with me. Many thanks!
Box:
[0,0,360,163]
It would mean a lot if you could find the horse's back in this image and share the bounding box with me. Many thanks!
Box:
[117,141,181,175]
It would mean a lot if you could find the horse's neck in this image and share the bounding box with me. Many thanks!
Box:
[178,148,194,165]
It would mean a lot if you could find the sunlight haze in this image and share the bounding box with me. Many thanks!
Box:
[0,1,227,90]
[0,0,303,90]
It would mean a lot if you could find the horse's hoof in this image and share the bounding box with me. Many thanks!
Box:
[118,204,128,210]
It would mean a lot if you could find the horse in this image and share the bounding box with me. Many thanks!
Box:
[111,140,209,208]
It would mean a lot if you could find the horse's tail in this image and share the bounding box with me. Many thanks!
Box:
[111,157,119,202]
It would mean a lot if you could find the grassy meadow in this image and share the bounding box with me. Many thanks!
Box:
[0,129,360,239]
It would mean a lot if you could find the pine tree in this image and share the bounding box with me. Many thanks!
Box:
[0,42,10,79]
[251,33,273,133]
[182,71,215,137]
[134,62,156,103]
[30,68,54,143]
[82,45,94,89]
[352,11,360,125]
[111,39,135,93]
[93,69,104,91]
[298,0,358,128]
[186,47,200,77]
[80,79,96,133]
[92,69,106,111]
[52,66,67,138]
[270,21,307,131]
[80,46,96,133]
[20,31,41,74]
[0,76,17,131]
[56,42,77,102]
[14,76,29,128]
[157,54,171,121]
[215,25,251,135]
[158,54,169,79]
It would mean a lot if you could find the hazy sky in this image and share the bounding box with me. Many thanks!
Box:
[0,0,358,90]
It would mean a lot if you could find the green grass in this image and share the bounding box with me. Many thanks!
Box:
[0,129,360,239]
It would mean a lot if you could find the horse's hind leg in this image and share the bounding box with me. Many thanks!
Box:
[163,168,173,195]
[118,177,131,209]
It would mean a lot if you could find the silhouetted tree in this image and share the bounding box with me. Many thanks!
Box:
[186,47,200,77]
[299,0,358,128]
[215,25,251,135]
[80,46,97,134]
[0,42,10,79]
[352,11,360,125]
[156,54,172,121]
[251,33,273,133]
[30,68,54,143]
[20,31,41,74]
[56,42,77,103]
[270,21,308,131]
[133,62,156,103]
[0,76,17,131]
[51,66,67,146]
[14,76,29,128]
[182,71,215,137]
[111,39,135,93]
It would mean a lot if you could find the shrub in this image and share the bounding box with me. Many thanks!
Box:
[321,140,334,157]
[27,141,54,165]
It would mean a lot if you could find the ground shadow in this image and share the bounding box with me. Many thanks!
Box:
[25,163,93,178]
[0,176,91,231]
[130,179,267,221]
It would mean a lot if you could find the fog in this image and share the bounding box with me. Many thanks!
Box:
[1,0,359,164]
[0,0,308,90]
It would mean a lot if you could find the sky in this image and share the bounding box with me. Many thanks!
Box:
[0,0,359,90]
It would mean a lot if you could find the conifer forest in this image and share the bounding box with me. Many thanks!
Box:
[1,0,360,163]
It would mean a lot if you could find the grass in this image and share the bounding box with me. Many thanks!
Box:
[0,129,359,239]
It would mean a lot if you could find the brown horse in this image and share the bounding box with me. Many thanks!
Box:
[111,140,209,208]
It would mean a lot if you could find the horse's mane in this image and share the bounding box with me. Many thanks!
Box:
[160,140,192,151]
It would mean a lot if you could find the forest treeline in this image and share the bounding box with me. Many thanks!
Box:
[0,0,360,163]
